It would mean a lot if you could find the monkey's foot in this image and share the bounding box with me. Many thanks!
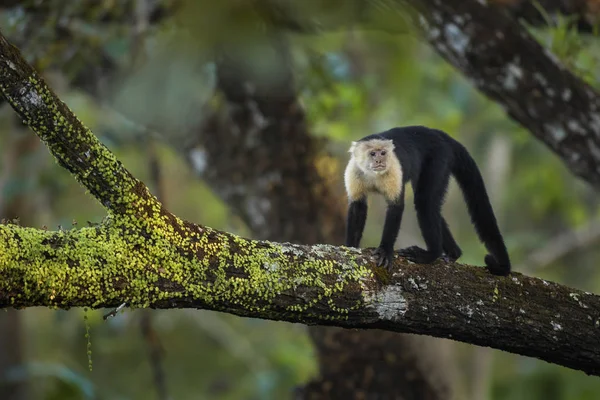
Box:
[484,254,511,276]
[442,247,462,262]
[397,246,440,264]
[440,253,452,263]
[373,247,394,271]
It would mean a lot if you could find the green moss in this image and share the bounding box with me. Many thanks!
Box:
[0,211,373,320]
[371,266,391,285]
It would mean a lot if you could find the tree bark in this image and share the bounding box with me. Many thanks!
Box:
[0,219,599,377]
[409,0,600,188]
[489,0,600,33]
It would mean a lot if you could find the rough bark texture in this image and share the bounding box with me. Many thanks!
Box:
[187,36,452,399]
[409,0,600,187]
[0,29,599,379]
[489,0,600,32]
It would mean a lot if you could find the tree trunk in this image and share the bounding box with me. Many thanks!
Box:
[187,33,453,400]
[0,124,39,400]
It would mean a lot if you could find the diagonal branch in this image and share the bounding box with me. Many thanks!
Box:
[521,218,600,271]
[410,0,600,187]
[0,34,158,217]
[490,0,600,33]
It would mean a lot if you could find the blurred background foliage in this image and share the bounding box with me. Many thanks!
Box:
[1,0,600,399]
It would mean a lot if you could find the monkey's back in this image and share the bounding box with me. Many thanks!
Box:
[357,126,456,183]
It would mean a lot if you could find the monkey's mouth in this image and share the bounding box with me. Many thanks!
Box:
[372,165,386,171]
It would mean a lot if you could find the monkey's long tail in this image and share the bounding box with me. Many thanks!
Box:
[451,141,511,276]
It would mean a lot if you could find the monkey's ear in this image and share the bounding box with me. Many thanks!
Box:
[348,141,358,153]
[384,139,395,150]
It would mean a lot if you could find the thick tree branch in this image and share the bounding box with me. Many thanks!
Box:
[0,221,599,376]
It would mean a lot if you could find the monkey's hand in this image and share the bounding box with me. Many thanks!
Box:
[373,246,394,272]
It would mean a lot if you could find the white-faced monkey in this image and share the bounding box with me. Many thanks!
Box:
[344,126,511,276]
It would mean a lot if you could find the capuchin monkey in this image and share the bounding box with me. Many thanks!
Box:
[344,126,511,276]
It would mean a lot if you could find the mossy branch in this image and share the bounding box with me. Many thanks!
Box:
[0,33,156,217]
[0,29,599,377]
[1,220,599,377]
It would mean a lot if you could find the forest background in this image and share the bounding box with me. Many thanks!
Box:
[1,1,600,399]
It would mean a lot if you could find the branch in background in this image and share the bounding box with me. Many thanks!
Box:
[521,218,600,270]
[409,0,600,188]
[259,0,600,34]
[489,0,600,33]
[140,313,169,400]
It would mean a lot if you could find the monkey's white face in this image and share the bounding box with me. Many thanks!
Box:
[350,139,395,175]
[367,148,389,173]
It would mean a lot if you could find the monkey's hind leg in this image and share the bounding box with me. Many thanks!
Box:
[403,218,462,262]
[441,217,462,262]
[398,159,450,264]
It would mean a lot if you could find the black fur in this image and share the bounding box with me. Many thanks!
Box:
[347,126,511,276]
[345,198,368,248]
[374,199,405,269]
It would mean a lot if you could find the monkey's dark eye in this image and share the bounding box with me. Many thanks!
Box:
[370,151,376,156]
[381,151,386,156]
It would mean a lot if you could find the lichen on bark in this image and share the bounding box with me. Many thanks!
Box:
[0,217,373,319]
